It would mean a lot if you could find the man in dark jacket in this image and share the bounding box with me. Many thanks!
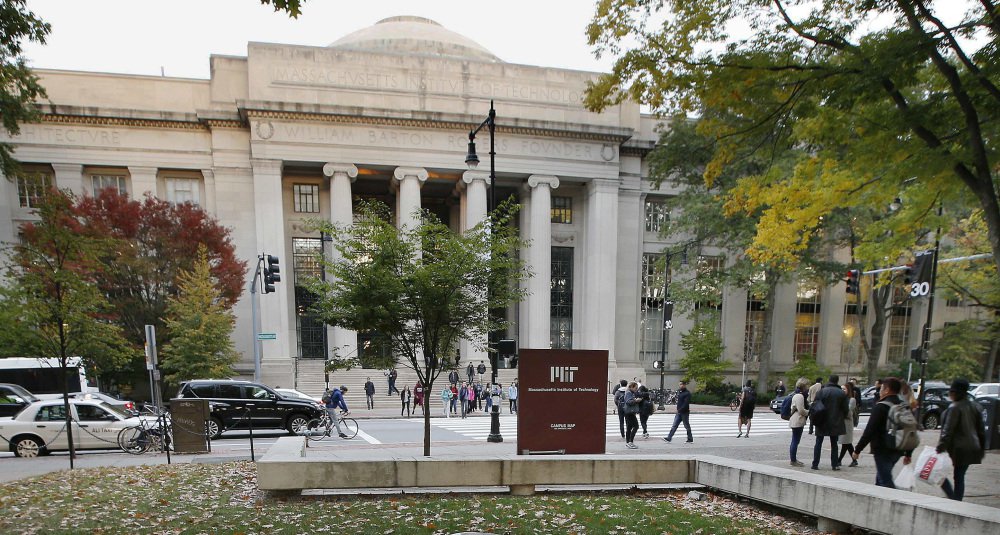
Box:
[364,377,376,409]
[853,377,913,487]
[448,369,459,386]
[466,362,476,385]
[613,379,628,439]
[937,378,987,501]
[811,375,849,470]
[663,380,693,443]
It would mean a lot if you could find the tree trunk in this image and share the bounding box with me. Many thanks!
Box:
[864,286,893,384]
[756,279,778,396]
[985,337,999,383]
[423,377,433,457]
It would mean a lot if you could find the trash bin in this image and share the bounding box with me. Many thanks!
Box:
[170,398,210,453]
[980,397,1000,450]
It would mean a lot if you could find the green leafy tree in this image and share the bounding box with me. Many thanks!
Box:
[784,356,831,390]
[0,0,50,178]
[678,317,728,391]
[308,200,529,456]
[159,246,239,386]
[585,0,1000,300]
[0,189,134,467]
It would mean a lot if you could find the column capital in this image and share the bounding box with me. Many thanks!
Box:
[461,170,491,186]
[393,166,429,183]
[250,159,283,175]
[200,168,215,179]
[528,174,559,189]
[587,177,620,194]
[127,165,158,176]
[323,163,358,181]
[50,163,83,175]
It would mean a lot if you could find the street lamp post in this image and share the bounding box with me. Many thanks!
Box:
[655,247,687,410]
[465,101,502,443]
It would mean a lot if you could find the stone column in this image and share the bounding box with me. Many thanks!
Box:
[525,175,559,349]
[128,166,157,198]
[582,178,620,357]
[459,170,491,364]
[51,164,84,198]
[250,159,293,361]
[323,163,359,361]
[201,168,217,215]
[393,166,428,233]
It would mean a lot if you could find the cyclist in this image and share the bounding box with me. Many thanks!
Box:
[324,385,350,438]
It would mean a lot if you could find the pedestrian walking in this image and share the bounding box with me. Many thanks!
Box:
[484,382,494,412]
[775,380,786,398]
[811,375,849,471]
[807,377,823,434]
[637,385,652,438]
[414,381,425,415]
[508,382,519,414]
[737,380,756,438]
[837,382,859,467]
[364,377,376,410]
[459,382,469,419]
[477,361,487,383]
[441,385,453,417]
[613,379,628,439]
[388,368,399,395]
[623,382,641,449]
[400,385,412,417]
[937,378,987,501]
[788,377,809,466]
[449,384,459,415]
[853,377,915,487]
[474,382,484,411]
[663,380,693,443]
[466,362,476,385]
[492,383,503,414]
[448,369,459,387]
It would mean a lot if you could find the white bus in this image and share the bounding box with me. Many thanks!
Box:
[0,357,97,395]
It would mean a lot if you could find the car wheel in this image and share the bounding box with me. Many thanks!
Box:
[923,412,940,430]
[207,417,223,440]
[12,436,43,458]
[287,414,310,435]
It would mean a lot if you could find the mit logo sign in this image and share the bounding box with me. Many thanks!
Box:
[550,366,579,383]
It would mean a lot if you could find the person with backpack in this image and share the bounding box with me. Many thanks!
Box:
[613,379,628,439]
[936,378,987,501]
[811,375,849,471]
[736,380,756,438]
[786,377,810,466]
[637,385,653,438]
[852,377,916,488]
[623,382,642,449]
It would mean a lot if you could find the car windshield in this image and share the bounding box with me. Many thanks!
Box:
[97,401,131,419]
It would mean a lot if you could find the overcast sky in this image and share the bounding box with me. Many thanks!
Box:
[23,0,611,79]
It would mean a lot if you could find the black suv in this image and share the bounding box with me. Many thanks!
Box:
[176,380,324,439]
[919,386,952,430]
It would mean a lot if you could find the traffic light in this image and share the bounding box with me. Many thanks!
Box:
[845,269,860,295]
[262,254,280,294]
[653,360,664,369]
[902,264,914,287]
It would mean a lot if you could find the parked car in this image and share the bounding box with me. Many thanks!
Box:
[175,380,325,440]
[0,383,40,418]
[0,398,155,457]
[918,386,953,429]
[770,394,790,414]
[859,385,879,413]
[969,383,999,400]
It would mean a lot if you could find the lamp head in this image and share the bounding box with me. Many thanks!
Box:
[465,138,480,169]
[889,197,902,212]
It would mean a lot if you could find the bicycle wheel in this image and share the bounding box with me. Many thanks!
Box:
[118,426,150,455]
[340,417,359,439]
[301,418,329,442]
[729,398,740,411]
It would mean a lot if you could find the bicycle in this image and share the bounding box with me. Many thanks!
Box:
[296,411,359,442]
[729,395,741,411]
[118,416,171,455]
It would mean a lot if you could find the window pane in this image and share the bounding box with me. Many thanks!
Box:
[293,184,320,213]
[551,196,572,224]
[166,177,200,205]
[640,253,668,362]
[550,247,573,349]
[644,200,669,233]
[16,172,52,208]
[293,238,325,358]
[92,175,127,196]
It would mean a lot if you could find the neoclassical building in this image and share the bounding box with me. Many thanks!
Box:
[0,17,982,389]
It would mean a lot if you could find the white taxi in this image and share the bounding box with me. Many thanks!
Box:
[0,398,155,457]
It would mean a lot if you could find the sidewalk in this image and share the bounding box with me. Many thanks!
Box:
[344,401,731,419]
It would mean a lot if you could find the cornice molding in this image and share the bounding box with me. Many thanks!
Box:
[40,114,207,131]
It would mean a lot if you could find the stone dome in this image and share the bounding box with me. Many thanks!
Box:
[328,16,501,62]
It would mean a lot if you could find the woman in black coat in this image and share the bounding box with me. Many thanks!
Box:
[937,378,987,501]
[637,385,654,439]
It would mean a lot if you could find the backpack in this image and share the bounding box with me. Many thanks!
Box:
[743,388,757,405]
[614,388,626,412]
[809,397,827,425]
[881,400,920,452]
[321,391,331,404]
[780,394,795,421]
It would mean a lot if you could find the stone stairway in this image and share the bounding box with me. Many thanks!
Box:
[293,360,520,409]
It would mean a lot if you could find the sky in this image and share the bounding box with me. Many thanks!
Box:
[22,0,612,79]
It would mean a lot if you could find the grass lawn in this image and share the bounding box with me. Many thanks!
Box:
[0,462,819,534]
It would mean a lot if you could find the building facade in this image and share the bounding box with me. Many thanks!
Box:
[0,17,983,389]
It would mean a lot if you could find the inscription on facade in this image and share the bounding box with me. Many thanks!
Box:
[4,126,122,146]
[254,121,612,162]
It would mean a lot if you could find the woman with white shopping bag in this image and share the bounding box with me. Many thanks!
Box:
[935,378,987,501]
